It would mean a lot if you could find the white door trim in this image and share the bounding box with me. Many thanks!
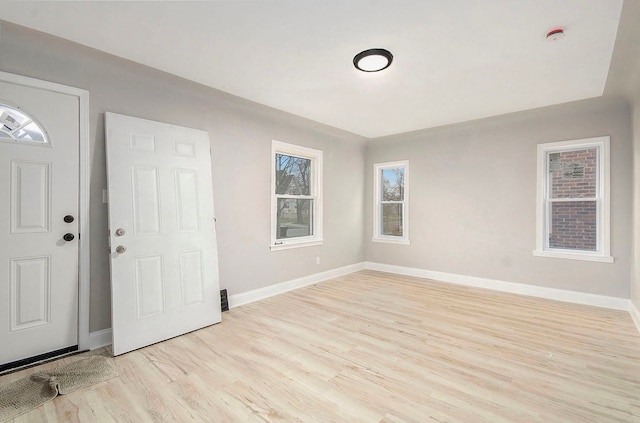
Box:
[0,71,91,351]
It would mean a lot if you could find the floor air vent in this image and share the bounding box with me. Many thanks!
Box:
[220,289,229,312]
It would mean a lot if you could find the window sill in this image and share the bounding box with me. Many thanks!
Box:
[270,239,323,252]
[533,249,614,263]
[372,237,410,246]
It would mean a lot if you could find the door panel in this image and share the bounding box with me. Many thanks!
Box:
[105,112,221,356]
[134,255,165,318]
[11,161,51,233]
[132,165,162,234]
[0,81,79,366]
[175,169,200,231]
[179,250,204,306]
[10,256,50,330]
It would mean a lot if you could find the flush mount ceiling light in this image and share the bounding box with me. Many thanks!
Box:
[353,48,393,72]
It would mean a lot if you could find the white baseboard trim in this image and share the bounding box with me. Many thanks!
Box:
[84,263,366,349]
[229,262,365,309]
[364,262,631,311]
[87,263,640,344]
[88,328,113,350]
[630,302,640,334]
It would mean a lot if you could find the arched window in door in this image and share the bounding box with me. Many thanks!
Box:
[0,104,48,144]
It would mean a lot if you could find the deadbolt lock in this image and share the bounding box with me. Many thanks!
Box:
[115,228,125,236]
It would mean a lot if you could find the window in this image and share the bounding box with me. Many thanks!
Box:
[271,141,323,250]
[373,161,409,244]
[534,136,612,262]
[0,104,48,144]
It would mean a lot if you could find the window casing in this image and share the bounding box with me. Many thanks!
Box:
[373,161,409,245]
[534,136,612,262]
[271,140,323,251]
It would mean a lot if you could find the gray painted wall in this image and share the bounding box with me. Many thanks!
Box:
[628,2,640,314]
[633,101,640,311]
[0,22,366,332]
[632,57,640,311]
[365,98,633,298]
[606,0,640,313]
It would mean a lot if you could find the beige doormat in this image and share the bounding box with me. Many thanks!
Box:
[0,355,117,422]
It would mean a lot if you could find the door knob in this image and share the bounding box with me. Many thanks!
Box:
[115,245,127,254]
[63,233,75,242]
[64,215,75,223]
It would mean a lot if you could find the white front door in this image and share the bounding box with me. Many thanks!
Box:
[105,112,221,356]
[0,81,80,367]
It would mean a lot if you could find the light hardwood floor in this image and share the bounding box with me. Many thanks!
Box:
[3,270,640,422]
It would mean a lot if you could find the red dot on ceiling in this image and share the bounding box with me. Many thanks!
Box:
[546,27,565,41]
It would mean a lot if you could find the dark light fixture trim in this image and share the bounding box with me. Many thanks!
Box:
[353,48,393,72]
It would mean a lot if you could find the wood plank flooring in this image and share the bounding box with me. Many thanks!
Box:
[3,270,640,422]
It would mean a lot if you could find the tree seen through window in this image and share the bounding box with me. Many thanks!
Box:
[275,153,312,239]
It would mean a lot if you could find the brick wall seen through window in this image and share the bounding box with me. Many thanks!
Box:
[548,148,597,251]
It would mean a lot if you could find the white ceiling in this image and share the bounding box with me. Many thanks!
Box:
[0,1,624,138]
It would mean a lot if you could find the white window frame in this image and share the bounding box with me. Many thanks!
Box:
[373,160,410,245]
[270,140,323,251]
[534,136,613,263]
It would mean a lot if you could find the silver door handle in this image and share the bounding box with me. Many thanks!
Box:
[115,245,126,254]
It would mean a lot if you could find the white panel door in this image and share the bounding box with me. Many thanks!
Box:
[0,81,79,366]
[105,112,221,356]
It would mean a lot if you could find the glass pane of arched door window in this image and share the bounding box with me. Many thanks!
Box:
[0,104,48,144]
